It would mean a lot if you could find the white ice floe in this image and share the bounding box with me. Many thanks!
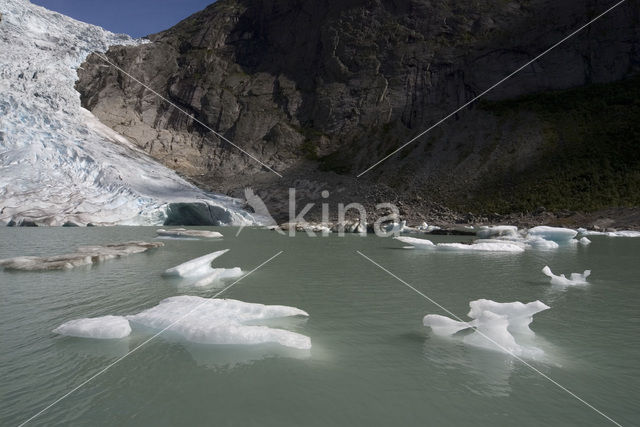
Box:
[127,296,311,349]
[0,0,256,226]
[394,236,435,247]
[423,299,549,357]
[163,249,242,286]
[577,228,640,237]
[157,228,223,239]
[435,242,524,252]
[0,241,163,270]
[526,226,577,243]
[579,237,591,246]
[394,236,524,252]
[54,296,311,349]
[53,315,131,339]
[542,266,591,286]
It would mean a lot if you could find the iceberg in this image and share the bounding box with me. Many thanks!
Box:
[542,266,591,286]
[467,299,550,335]
[579,237,591,246]
[423,299,549,357]
[394,237,524,252]
[53,315,131,339]
[127,296,311,349]
[156,228,223,239]
[527,226,577,243]
[578,228,640,237]
[54,296,311,349]
[163,249,243,286]
[435,242,525,252]
[394,236,435,247]
[0,241,163,271]
[0,0,256,226]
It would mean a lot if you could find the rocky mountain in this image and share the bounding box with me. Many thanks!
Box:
[76,0,640,224]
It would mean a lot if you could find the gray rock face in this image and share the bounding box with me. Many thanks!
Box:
[75,0,640,218]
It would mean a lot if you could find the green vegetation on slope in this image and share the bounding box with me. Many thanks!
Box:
[475,74,640,213]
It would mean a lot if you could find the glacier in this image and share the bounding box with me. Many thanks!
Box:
[0,0,256,226]
[54,296,312,350]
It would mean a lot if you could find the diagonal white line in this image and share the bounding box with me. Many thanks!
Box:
[18,250,284,427]
[357,0,628,177]
[93,52,283,178]
[356,250,623,427]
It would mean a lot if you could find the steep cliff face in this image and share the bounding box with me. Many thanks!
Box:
[76,0,640,219]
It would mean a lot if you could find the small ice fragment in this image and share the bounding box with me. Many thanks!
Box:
[163,249,239,281]
[542,265,591,286]
[579,237,591,246]
[157,228,223,239]
[394,236,435,247]
[53,316,131,339]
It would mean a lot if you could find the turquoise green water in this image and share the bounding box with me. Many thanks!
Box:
[0,227,638,426]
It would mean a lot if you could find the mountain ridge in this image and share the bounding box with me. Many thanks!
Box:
[75,0,640,225]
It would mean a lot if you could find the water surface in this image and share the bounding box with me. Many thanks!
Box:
[1,227,638,426]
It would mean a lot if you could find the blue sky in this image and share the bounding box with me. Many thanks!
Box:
[31,0,215,38]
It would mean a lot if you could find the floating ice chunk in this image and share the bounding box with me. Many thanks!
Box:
[468,299,549,335]
[579,237,591,246]
[463,311,522,355]
[527,226,577,242]
[423,314,475,336]
[395,237,524,252]
[474,239,529,249]
[127,296,311,349]
[0,242,163,271]
[524,237,559,249]
[542,266,591,286]
[157,228,223,239]
[394,236,435,247]
[476,226,519,239]
[609,230,640,237]
[423,299,548,357]
[53,316,131,339]
[163,249,241,285]
[436,242,525,252]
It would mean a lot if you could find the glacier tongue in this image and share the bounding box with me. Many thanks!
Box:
[0,0,255,226]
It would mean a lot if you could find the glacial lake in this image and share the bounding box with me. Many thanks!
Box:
[1,227,638,426]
